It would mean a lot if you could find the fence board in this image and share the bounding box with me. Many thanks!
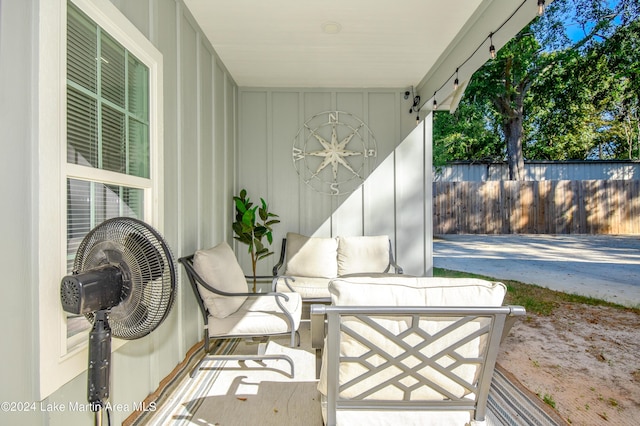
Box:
[433,180,639,235]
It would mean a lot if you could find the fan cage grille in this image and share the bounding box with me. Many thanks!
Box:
[75,217,176,339]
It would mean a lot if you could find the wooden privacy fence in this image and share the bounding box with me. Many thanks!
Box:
[433,180,640,234]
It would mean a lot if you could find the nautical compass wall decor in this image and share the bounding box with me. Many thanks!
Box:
[292,111,377,195]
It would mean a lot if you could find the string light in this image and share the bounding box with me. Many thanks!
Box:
[405,0,533,115]
[489,33,496,59]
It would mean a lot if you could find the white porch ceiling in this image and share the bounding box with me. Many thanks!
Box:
[183,0,541,108]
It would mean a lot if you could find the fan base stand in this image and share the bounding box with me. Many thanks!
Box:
[88,310,111,426]
[94,408,103,426]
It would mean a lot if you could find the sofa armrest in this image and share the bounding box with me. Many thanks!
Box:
[388,239,403,274]
[389,257,403,274]
[272,238,287,276]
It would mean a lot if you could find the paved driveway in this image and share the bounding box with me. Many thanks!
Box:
[433,234,640,308]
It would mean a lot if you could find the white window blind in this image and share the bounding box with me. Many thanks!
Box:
[65,2,151,342]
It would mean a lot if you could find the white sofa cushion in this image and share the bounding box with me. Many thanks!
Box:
[274,276,332,300]
[284,232,338,278]
[337,235,390,276]
[193,242,248,319]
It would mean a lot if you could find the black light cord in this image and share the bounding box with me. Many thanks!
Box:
[415,0,531,112]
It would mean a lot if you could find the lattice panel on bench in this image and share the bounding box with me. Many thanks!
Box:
[334,313,494,404]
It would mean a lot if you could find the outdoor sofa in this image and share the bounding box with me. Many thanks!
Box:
[272,232,403,302]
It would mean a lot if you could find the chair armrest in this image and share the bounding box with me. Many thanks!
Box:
[310,304,327,379]
[272,238,287,276]
[502,305,526,342]
[310,304,327,350]
[179,255,291,300]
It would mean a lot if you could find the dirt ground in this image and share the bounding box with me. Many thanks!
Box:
[498,303,640,425]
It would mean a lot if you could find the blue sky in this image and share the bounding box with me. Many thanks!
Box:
[563,0,624,42]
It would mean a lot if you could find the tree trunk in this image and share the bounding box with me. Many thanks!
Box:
[493,56,527,181]
[504,116,525,180]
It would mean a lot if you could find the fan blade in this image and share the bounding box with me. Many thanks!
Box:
[125,230,165,282]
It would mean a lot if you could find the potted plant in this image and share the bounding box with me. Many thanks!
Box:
[232,189,280,292]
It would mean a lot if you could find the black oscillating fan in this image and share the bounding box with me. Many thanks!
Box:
[60,217,176,426]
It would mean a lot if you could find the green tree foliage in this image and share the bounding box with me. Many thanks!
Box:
[434,0,640,178]
[432,91,502,168]
[593,18,640,159]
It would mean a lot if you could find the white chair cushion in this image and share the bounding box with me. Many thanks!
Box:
[284,232,338,279]
[337,235,390,276]
[193,242,248,319]
[320,394,473,426]
[329,276,506,307]
[208,292,302,337]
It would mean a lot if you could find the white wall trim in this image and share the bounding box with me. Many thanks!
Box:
[37,0,163,400]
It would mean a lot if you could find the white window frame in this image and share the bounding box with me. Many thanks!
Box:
[37,0,163,399]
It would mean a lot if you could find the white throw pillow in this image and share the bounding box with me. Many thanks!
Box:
[337,235,390,276]
[284,232,338,278]
[192,242,248,319]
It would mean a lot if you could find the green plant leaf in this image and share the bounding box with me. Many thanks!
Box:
[254,225,267,235]
[232,223,248,239]
[234,198,247,214]
[257,251,274,261]
[242,208,256,227]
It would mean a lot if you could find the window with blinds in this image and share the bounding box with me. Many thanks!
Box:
[65,2,151,341]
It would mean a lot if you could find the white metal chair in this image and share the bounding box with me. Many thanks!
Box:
[311,276,525,426]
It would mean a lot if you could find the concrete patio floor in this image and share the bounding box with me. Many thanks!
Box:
[433,234,640,308]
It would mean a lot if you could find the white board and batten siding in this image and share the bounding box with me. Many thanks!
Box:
[237,89,433,277]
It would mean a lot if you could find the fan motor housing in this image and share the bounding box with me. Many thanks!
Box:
[60,265,124,314]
